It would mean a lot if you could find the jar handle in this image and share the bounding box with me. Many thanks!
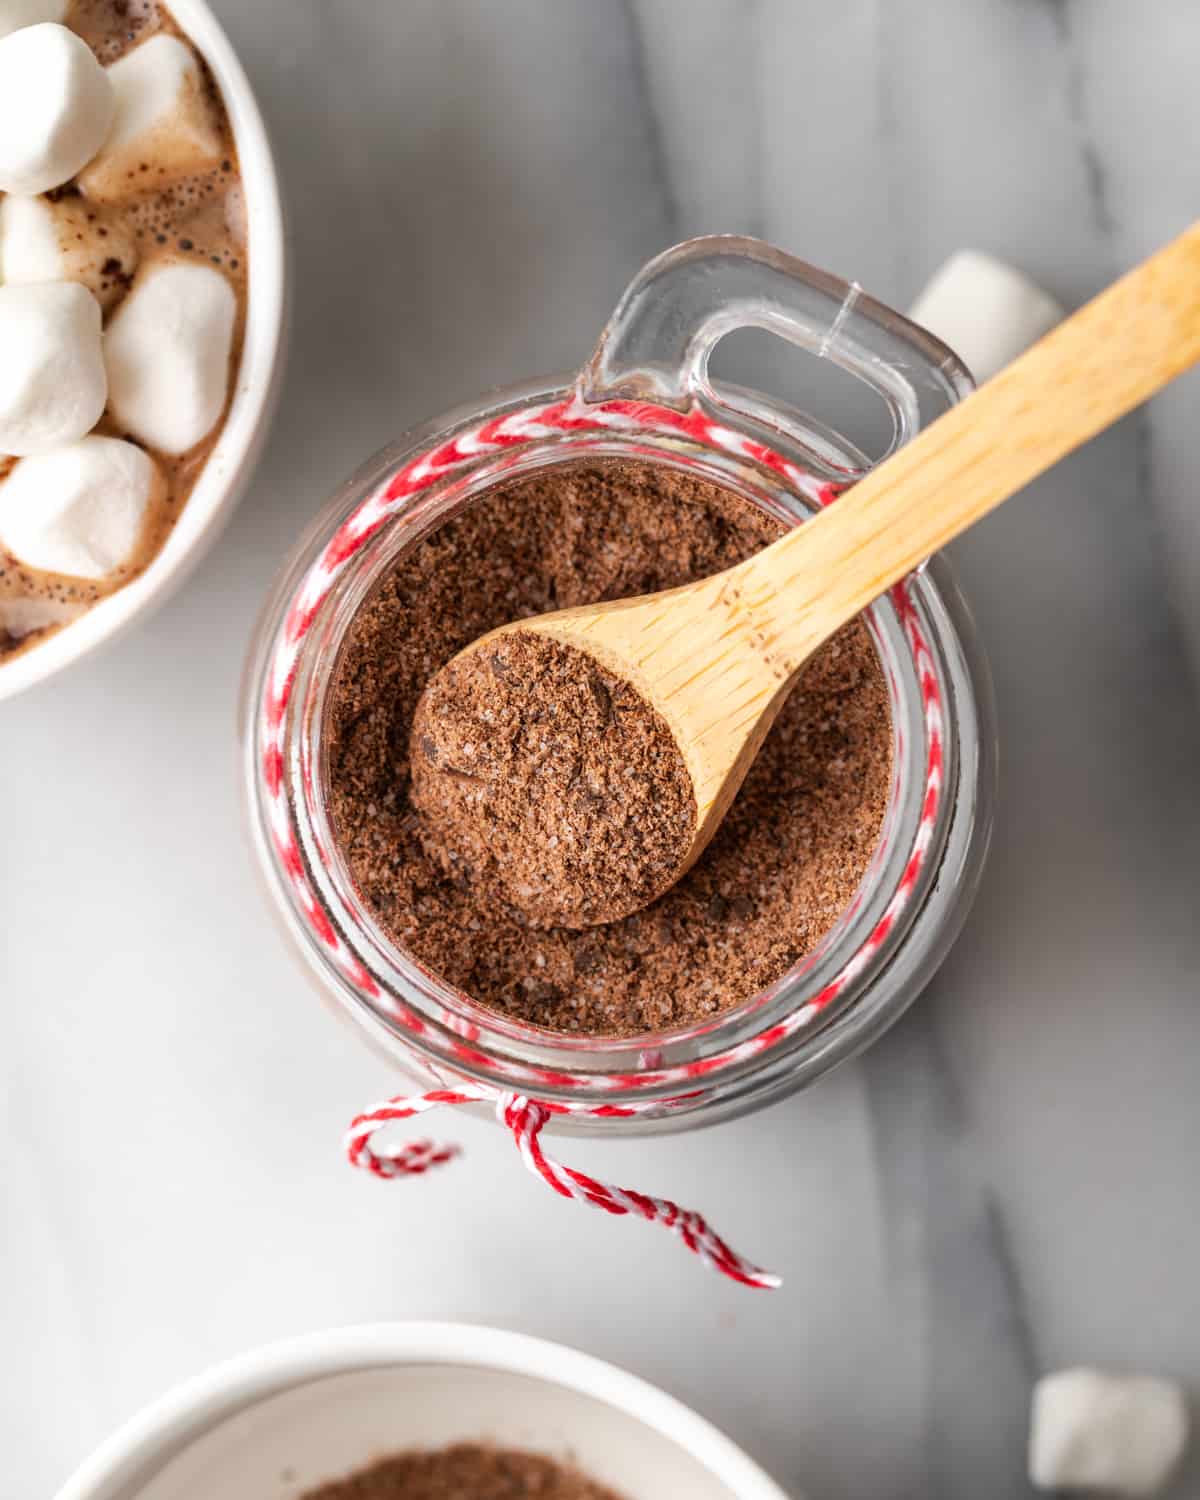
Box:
[580,235,970,464]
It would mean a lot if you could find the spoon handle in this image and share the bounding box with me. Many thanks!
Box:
[739,220,1200,673]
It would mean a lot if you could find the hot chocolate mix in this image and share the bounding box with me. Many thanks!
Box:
[298,1444,624,1500]
[327,459,892,1037]
[410,628,697,930]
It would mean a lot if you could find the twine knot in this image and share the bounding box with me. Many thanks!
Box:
[346,1086,779,1291]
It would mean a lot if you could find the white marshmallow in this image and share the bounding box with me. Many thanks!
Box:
[0,194,59,282]
[0,435,162,578]
[1029,1368,1189,1496]
[105,261,235,454]
[0,0,67,41]
[80,34,222,202]
[0,282,107,456]
[910,249,1063,384]
[0,192,139,310]
[0,594,86,640]
[0,23,115,195]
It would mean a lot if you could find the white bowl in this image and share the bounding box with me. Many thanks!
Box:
[0,0,288,702]
[53,1323,794,1500]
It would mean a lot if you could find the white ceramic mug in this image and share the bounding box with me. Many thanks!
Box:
[0,0,288,702]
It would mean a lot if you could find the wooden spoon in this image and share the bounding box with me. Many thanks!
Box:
[421,222,1200,926]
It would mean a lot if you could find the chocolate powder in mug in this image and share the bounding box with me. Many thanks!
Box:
[298,1444,624,1500]
[326,459,892,1037]
[410,629,697,929]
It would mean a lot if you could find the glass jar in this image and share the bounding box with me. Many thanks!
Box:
[242,237,995,1137]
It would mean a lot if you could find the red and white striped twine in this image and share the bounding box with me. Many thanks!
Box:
[346,1087,781,1291]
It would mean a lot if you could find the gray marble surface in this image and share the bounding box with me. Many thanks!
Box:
[4,3,1200,1497]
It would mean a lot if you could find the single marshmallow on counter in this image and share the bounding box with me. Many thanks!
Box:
[0,282,107,456]
[0,23,115,195]
[105,261,235,454]
[909,249,1064,384]
[0,193,139,310]
[1029,1368,1189,1496]
[0,435,163,578]
[0,0,66,41]
[80,34,223,202]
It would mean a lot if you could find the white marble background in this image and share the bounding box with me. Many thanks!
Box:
[4,3,1200,1497]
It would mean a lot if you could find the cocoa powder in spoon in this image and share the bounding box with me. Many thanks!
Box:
[410,629,697,929]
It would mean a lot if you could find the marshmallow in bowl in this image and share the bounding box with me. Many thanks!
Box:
[0,436,163,578]
[0,23,115,195]
[0,0,66,41]
[105,261,235,454]
[0,282,107,456]
[0,193,139,310]
[910,249,1063,384]
[1029,1368,1189,1496]
[81,34,223,202]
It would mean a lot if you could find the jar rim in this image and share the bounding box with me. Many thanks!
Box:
[244,384,994,1122]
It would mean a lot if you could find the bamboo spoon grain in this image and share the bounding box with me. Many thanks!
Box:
[436,221,1200,923]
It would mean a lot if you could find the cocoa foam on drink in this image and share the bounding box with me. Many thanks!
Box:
[0,0,248,661]
[326,459,893,1039]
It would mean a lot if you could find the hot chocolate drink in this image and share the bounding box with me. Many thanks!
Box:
[0,0,248,660]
